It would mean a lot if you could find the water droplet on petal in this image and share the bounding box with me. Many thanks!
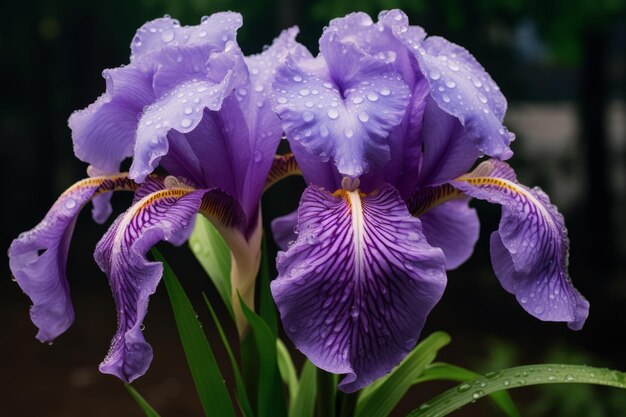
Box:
[352,96,364,104]
[380,87,391,96]
[292,75,303,82]
[358,112,369,122]
[319,125,330,137]
[344,127,354,138]
[65,198,76,209]
[302,111,315,122]
[254,150,263,163]
[534,306,544,315]
[478,92,488,104]
[442,94,451,103]
[277,97,288,104]
[445,79,456,88]
[181,118,192,128]
[429,71,441,80]
[299,89,310,97]
[327,109,339,119]
[367,92,378,101]
[447,61,460,71]
[161,30,174,43]
[184,107,193,115]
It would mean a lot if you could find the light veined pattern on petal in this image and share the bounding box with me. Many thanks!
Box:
[271,184,446,392]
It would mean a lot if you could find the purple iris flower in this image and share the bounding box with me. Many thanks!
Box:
[269,10,589,392]
[8,12,300,382]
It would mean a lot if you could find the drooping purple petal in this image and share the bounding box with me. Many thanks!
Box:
[271,210,298,251]
[8,175,139,342]
[272,36,410,177]
[451,160,589,329]
[419,199,479,270]
[271,184,446,392]
[395,21,515,161]
[94,185,246,382]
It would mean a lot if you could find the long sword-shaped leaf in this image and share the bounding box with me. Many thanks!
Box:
[239,295,288,417]
[202,293,254,417]
[154,248,236,417]
[258,235,278,337]
[277,338,299,405]
[406,364,626,417]
[189,215,233,317]
[126,385,161,417]
[355,332,451,417]
[289,360,318,417]
[414,363,519,417]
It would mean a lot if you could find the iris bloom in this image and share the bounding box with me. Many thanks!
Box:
[269,10,589,392]
[8,13,301,382]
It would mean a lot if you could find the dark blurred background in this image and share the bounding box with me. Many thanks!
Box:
[1,0,625,416]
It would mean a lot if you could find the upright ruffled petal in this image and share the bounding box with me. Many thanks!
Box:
[94,185,246,382]
[130,47,246,183]
[451,160,589,329]
[416,98,481,187]
[130,13,242,61]
[395,23,515,161]
[271,184,446,392]
[272,38,410,177]
[69,64,157,174]
[8,175,139,342]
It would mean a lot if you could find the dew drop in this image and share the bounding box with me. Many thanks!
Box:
[478,92,488,104]
[305,101,314,108]
[367,92,378,102]
[292,75,303,82]
[566,374,575,381]
[302,111,315,122]
[327,109,339,119]
[299,89,310,97]
[534,306,544,315]
[253,150,262,163]
[520,297,528,304]
[181,118,192,128]
[277,97,288,104]
[358,112,369,122]
[161,30,174,43]
[447,61,460,71]
[379,87,391,96]
[65,199,76,209]
[429,70,441,80]
[319,125,330,137]
[458,383,471,392]
[198,30,207,38]
[442,94,451,103]
[445,79,456,88]
[352,96,364,104]
[344,127,354,138]
[184,107,193,115]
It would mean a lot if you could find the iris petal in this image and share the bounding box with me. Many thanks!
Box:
[272,40,409,177]
[271,184,446,392]
[94,185,246,382]
[451,160,589,330]
[8,174,139,342]
[395,23,515,161]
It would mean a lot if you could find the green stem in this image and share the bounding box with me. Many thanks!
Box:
[338,391,358,417]
[406,364,626,417]
[317,370,337,417]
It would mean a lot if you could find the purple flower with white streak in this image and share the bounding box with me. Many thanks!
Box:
[9,12,300,382]
[269,10,588,392]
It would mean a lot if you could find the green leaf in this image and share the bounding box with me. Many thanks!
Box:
[277,338,299,405]
[355,331,451,417]
[202,293,254,417]
[154,248,236,417]
[414,363,520,417]
[126,385,161,417]
[239,294,288,417]
[189,215,233,317]
[406,364,626,417]
[258,235,278,337]
[289,360,318,417]
[317,370,337,417]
